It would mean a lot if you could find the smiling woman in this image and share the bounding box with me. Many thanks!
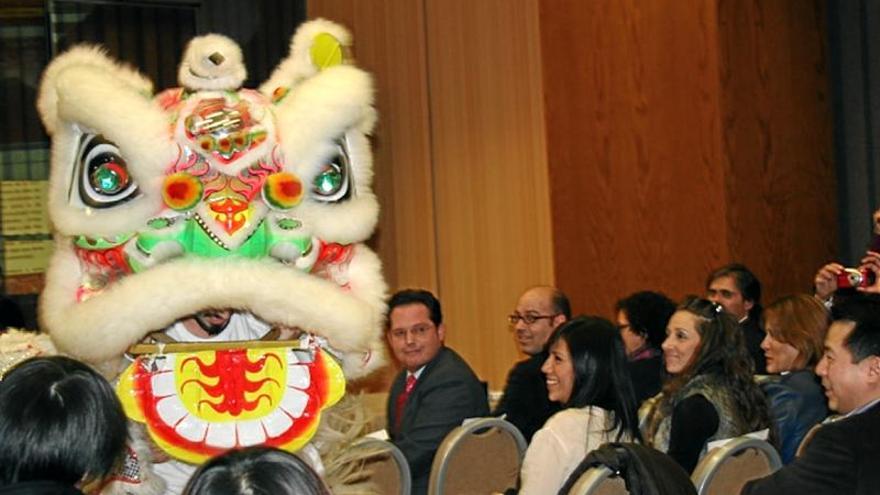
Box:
[759,294,830,463]
[645,297,772,473]
[518,316,642,495]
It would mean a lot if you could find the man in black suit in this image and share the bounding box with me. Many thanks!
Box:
[385,289,489,495]
[492,286,569,442]
[706,263,768,374]
[742,294,880,495]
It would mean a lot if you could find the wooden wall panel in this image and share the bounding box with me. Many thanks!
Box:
[307,0,436,390]
[424,0,554,388]
[308,0,438,294]
[309,0,835,392]
[311,0,554,389]
[540,0,732,316]
[718,1,836,300]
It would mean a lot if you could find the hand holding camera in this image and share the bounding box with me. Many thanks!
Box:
[814,253,880,300]
[814,262,845,300]
[856,251,880,293]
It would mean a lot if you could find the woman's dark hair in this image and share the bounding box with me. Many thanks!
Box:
[183,446,330,495]
[650,297,770,436]
[0,356,128,486]
[546,316,642,443]
[615,291,676,349]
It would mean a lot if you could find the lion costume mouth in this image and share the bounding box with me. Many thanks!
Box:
[118,343,344,464]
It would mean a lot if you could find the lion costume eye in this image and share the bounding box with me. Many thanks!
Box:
[311,140,351,203]
[76,135,139,208]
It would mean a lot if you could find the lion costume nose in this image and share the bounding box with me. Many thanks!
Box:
[208,52,225,66]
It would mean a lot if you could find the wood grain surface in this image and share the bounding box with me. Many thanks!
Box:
[540,0,835,317]
[308,0,835,391]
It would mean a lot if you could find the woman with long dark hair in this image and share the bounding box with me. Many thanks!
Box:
[518,316,642,494]
[646,297,771,473]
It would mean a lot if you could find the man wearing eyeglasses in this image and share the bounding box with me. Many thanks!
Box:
[385,289,489,495]
[493,286,571,442]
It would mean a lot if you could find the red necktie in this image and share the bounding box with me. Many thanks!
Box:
[395,374,417,432]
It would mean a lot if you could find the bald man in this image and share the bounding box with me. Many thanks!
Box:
[493,286,570,442]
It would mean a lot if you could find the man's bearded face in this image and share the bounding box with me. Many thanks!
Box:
[193,309,232,336]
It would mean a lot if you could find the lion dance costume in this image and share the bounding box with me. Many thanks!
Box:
[34,19,387,494]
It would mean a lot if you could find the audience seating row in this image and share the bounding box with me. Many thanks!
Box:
[550,435,781,495]
[359,413,789,495]
[356,417,527,495]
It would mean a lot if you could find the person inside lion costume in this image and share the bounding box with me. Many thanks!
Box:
[23,18,387,494]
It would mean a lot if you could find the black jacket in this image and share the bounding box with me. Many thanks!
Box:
[626,354,664,404]
[741,317,767,374]
[492,351,560,442]
[742,400,880,495]
[558,442,697,495]
[387,347,489,495]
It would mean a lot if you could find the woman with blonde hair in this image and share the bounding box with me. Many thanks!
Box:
[760,294,829,463]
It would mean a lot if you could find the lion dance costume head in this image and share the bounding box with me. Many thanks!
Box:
[36,19,386,466]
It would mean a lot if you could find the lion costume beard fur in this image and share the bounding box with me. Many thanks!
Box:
[35,19,388,493]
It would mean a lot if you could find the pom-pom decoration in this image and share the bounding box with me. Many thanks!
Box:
[263,172,304,210]
[162,172,203,211]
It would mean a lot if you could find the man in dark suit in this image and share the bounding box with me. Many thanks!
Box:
[706,263,768,374]
[385,289,489,495]
[742,294,880,495]
[492,286,569,441]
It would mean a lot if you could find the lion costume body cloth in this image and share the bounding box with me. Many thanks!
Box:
[36,19,387,493]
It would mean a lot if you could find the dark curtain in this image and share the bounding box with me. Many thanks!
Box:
[49,0,306,91]
[828,0,880,264]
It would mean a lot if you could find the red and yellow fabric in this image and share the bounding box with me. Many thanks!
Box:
[117,347,344,464]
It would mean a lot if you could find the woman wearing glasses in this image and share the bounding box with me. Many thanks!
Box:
[759,294,829,463]
[615,291,676,403]
[645,297,771,473]
[517,316,642,494]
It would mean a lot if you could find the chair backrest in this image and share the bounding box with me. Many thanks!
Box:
[691,437,782,495]
[352,437,412,495]
[567,466,629,495]
[427,417,528,495]
[795,422,823,458]
[795,416,840,459]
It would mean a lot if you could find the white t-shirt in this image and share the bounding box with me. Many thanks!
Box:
[154,312,271,494]
[164,312,271,342]
[518,406,623,495]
